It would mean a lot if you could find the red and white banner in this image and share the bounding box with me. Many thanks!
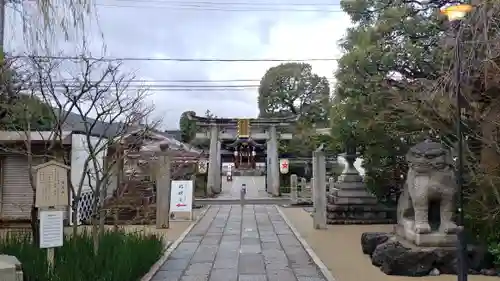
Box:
[279,159,289,174]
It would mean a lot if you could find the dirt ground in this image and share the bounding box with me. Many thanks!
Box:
[280,207,498,281]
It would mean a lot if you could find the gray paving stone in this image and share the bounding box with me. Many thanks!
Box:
[191,252,217,263]
[201,236,221,245]
[170,249,196,260]
[241,238,260,245]
[278,235,300,246]
[261,242,281,250]
[219,241,240,250]
[293,266,322,277]
[266,269,296,281]
[159,259,190,270]
[216,251,239,260]
[209,269,238,281]
[183,236,203,243]
[213,257,238,269]
[152,270,183,281]
[177,242,200,250]
[221,235,240,242]
[238,275,267,281]
[240,244,262,254]
[180,275,209,281]
[297,277,326,281]
[260,236,279,243]
[185,263,212,275]
[153,205,328,281]
[239,254,265,274]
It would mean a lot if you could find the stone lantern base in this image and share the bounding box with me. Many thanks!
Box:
[326,166,395,224]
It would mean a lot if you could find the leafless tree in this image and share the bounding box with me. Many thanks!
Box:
[5,56,159,252]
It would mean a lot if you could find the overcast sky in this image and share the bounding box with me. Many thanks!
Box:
[6,0,351,129]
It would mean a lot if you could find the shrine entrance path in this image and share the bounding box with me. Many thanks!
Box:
[151,204,330,281]
[220,176,268,199]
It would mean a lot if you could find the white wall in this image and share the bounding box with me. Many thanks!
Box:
[70,133,108,225]
[70,134,108,192]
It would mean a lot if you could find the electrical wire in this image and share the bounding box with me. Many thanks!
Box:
[95,3,344,12]
[17,0,344,12]
[52,84,261,88]
[50,87,258,91]
[111,0,341,7]
[11,54,340,62]
[49,78,335,83]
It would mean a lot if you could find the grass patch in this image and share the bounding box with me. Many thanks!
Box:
[0,228,164,281]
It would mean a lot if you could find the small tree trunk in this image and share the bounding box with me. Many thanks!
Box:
[71,200,79,238]
[91,188,100,255]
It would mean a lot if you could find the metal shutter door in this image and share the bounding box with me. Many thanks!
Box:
[2,156,34,220]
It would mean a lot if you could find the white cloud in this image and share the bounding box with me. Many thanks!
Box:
[5,1,352,129]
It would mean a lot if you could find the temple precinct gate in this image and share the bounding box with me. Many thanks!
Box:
[187,113,297,202]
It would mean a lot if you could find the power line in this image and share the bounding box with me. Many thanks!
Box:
[50,78,335,83]
[53,84,261,88]
[11,55,340,62]
[112,0,341,7]
[96,3,344,12]
[16,0,345,12]
[50,87,257,91]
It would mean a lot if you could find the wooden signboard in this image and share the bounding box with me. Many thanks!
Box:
[34,161,70,208]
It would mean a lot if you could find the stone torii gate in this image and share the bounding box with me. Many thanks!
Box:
[187,113,296,197]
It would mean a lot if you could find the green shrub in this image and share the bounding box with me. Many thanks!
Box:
[0,229,164,281]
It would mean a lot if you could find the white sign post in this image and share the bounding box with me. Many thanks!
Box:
[40,211,64,248]
[169,180,194,221]
[33,161,70,271]
[39,210,64,270]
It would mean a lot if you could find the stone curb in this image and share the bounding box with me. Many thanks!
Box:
[276,206,337,281]
[140,206,211,281]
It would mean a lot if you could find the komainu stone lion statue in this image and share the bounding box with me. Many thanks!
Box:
[397,140,458,236]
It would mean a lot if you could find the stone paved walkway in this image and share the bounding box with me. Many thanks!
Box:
[152,205,328,281]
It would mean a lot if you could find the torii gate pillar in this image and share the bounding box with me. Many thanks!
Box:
[266,125,280,196]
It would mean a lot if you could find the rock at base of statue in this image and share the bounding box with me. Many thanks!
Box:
[361,232,495,276]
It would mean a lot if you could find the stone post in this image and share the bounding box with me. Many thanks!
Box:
[191,174,197,208]
[0,255,22,281]
[156,143,171,229]
[328,177,335,193]
[214,139,222,193]
[268,125,279,196]
[266,144,271,192]
[290,174,298,204]
[300,177,306,198]
[312,149,327,229]
[207,124,218,196]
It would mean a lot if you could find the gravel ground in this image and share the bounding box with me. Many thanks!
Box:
[279,207,498,281]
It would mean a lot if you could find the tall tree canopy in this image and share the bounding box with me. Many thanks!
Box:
[179,110,197,143]
[332,0,443,200]
[333,0,500,247]
[258,63,331,157]
[258,63,331,126]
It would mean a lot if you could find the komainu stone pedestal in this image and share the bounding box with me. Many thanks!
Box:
[327,153,394,224]
[395,225,457,247]
[361,232,493,276]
